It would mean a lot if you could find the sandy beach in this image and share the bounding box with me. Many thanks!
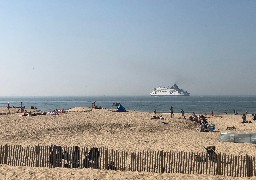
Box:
[0,107,256,179]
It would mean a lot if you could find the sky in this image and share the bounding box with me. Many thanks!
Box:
[0,0,256,96]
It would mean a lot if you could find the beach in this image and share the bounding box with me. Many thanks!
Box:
[0,165,243,180]
[0,107,256,179]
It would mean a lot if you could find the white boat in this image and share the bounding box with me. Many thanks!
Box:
[150,84,190,96]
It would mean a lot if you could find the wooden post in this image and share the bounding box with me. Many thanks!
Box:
[163,152,167,173]
[159,150,164,173]
[14,145,17,166]
[184,152,187,174]
[121,151,124,171]
[189,152,192,174]
[243,155,246,177]
[167,152,170,173]
[52,146,56,168]
[35,145,40,167]
[239,155,242,177]
[41,145,44,167]
[138,152,141,172]
[0,145,2,164]
[104,149,108,170]
[233,155,236,177]
[155,151,159,173]
[4,144,8,164]
[116,150,119,171]
[9,145,12,166]
[217,153,222,175]
[147,151,151,172]
[25,146,28,166]
[136,152,139,172]
[152,151,156,172]
[125,152,128,171]
[99,147,102,170]
[17,145,20,166]
[46,145,50,168]
[181,151,184,173]
[222,153,225,176]
[246,155,253,177]
[172,151,176,173]
[201,153,205,174]
[253,157,256,176]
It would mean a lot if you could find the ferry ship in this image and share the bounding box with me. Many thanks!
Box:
[150,84,190,96]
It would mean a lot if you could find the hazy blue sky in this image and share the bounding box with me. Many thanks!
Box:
[0,0,256,96]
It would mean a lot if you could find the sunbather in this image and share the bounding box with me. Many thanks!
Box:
[241,113,252,123]
[151,115,160,120]
[253,114,256,120]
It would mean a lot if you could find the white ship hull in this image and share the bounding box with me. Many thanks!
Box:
[150,84,190,96]
[150,93,189,96]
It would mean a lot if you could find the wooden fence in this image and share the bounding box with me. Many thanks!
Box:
[0,144,255,177]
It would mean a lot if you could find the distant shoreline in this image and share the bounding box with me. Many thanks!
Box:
[1,96,256,114]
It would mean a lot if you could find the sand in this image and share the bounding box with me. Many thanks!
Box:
[0,107,255,179]
[0,164,245,180]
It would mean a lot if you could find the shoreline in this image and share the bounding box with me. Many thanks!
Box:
[1,96,256,115]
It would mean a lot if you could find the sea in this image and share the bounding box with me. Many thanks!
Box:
[0,96,256,115]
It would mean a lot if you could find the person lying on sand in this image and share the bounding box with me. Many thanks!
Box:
[151,115,164,120]
[241,113,252,123]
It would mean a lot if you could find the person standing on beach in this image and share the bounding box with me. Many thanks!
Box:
[242,113,247,123]
[7,102,10,114]
[92,101,96,108]
[170,106,174,118]
[181,109,185,118]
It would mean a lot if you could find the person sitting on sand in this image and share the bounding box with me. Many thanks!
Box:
[151,115,160,120]
[200,115,208,124]
[241,113,252,123]
[253,114,256,120]
[21,112,29,116]
[188,116,193,121]
[193,114,199,123]
[198,122,208,132]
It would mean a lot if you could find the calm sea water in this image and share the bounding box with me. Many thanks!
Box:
[0,96,256,114]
